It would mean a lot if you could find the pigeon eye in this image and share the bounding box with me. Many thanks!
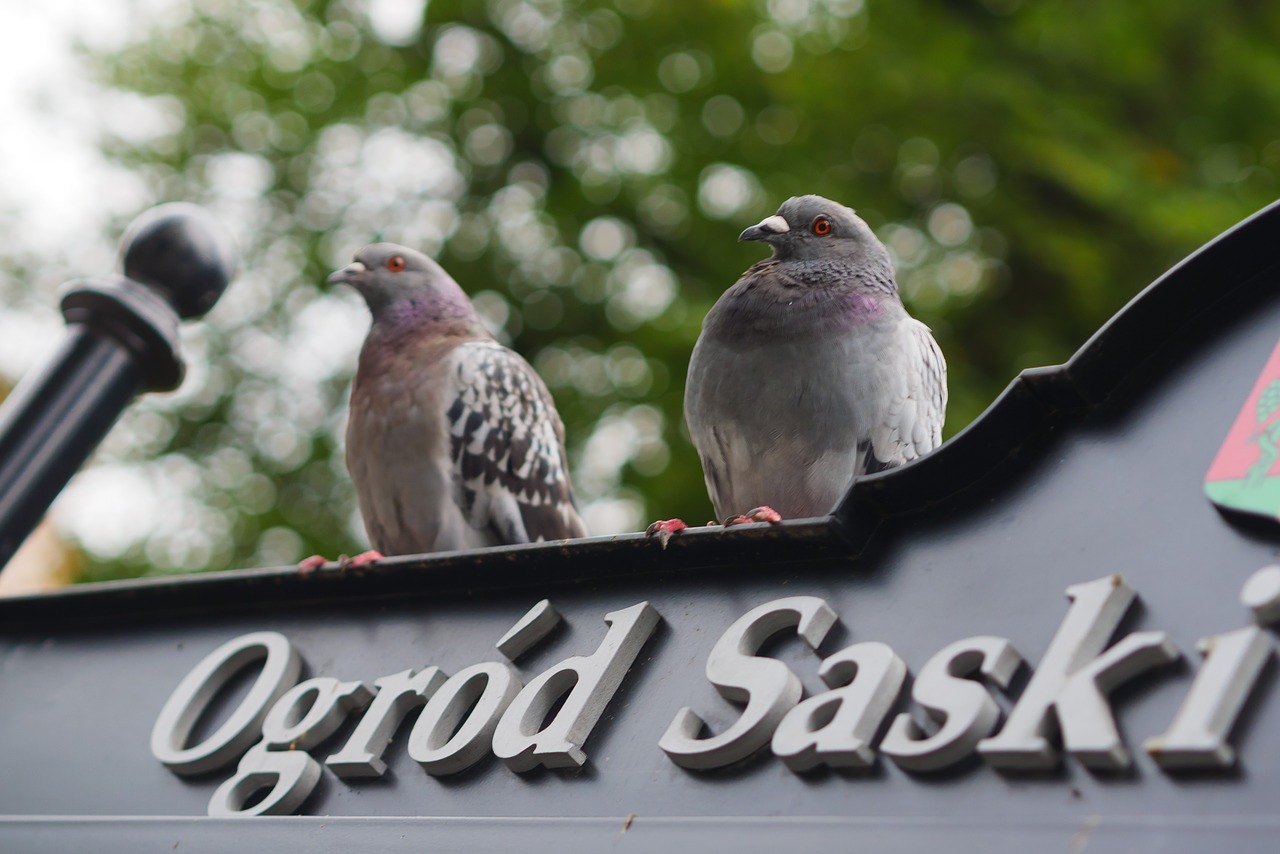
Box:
[812,217,832,236]
[387,256,406,272]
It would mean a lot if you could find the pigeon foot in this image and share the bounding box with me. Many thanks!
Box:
[297,555,329,574]
[723,506,783,526]
[645,519,689,549]
[339,550,384,569]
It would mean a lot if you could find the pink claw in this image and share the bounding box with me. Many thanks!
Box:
[339,550,384,569]
[297,554,328,574]
[724,506,784,526]
[645,518,689,549]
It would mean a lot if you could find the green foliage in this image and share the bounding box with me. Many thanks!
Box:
[63,0,1280,578]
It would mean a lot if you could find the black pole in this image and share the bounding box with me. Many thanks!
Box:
[0,203,235,569]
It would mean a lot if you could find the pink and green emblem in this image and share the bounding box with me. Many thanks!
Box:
[1205,339,1280,520]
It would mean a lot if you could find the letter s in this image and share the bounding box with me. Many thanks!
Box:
[659,596,837,770]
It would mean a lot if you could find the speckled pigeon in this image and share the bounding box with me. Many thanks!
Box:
[329,243,587,557]
[679,194,947,525]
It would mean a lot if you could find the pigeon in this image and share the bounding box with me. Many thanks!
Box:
[327,243,587,559]
[663,194,946,534]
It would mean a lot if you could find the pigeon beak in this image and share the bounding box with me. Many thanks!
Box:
[326,261,368,287]
[739,214,791,243]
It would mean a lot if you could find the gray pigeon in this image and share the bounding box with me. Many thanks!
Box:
[683,195,947,522]
[329,243,587,556]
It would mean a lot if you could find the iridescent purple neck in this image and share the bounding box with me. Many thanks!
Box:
[706,284,898,344]
[371,293,483,339]
[838,291,886,325]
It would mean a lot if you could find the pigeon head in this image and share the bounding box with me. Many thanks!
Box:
[740,195,892,271]
[328,243,481,329]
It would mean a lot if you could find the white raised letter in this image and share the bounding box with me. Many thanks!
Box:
[1144,566,1280,769]
[151,631,301,775]
[881,636,1022,772]
[1241,564,1280,626]
[409,661,522,775]
[493,601,660,772]
[659,596,837,770]
[325,668,447,777]
[1055,630,1179,769]
[978,576,1179,771]
[771,641,906,772]
[261,677,373,749]
[208,743,322,817]
[204,676,376,817]
[497,600,563,661]
[1144,626,1272,769]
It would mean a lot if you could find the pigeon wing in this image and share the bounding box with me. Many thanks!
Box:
[446,339,587,543]
[868,318,948,470]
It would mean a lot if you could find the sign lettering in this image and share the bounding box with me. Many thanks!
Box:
[151,572,1280,817]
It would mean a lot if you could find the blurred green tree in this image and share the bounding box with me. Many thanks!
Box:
[58,0,1280,578]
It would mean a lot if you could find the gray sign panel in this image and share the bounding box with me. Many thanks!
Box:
[2,202,1280,851]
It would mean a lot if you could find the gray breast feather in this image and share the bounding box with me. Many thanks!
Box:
[686,316,946,519]
[446,340,586,543]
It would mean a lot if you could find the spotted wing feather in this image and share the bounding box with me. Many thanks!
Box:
[446,340,586,543]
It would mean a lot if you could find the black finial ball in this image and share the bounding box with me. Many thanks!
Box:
[120,203,236,319]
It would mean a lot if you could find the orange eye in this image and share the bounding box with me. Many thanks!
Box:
[812,217,832,236]
[387,256,406,272]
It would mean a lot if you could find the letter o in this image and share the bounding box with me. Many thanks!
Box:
[150,631,301,775]
[409,661,521,775]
